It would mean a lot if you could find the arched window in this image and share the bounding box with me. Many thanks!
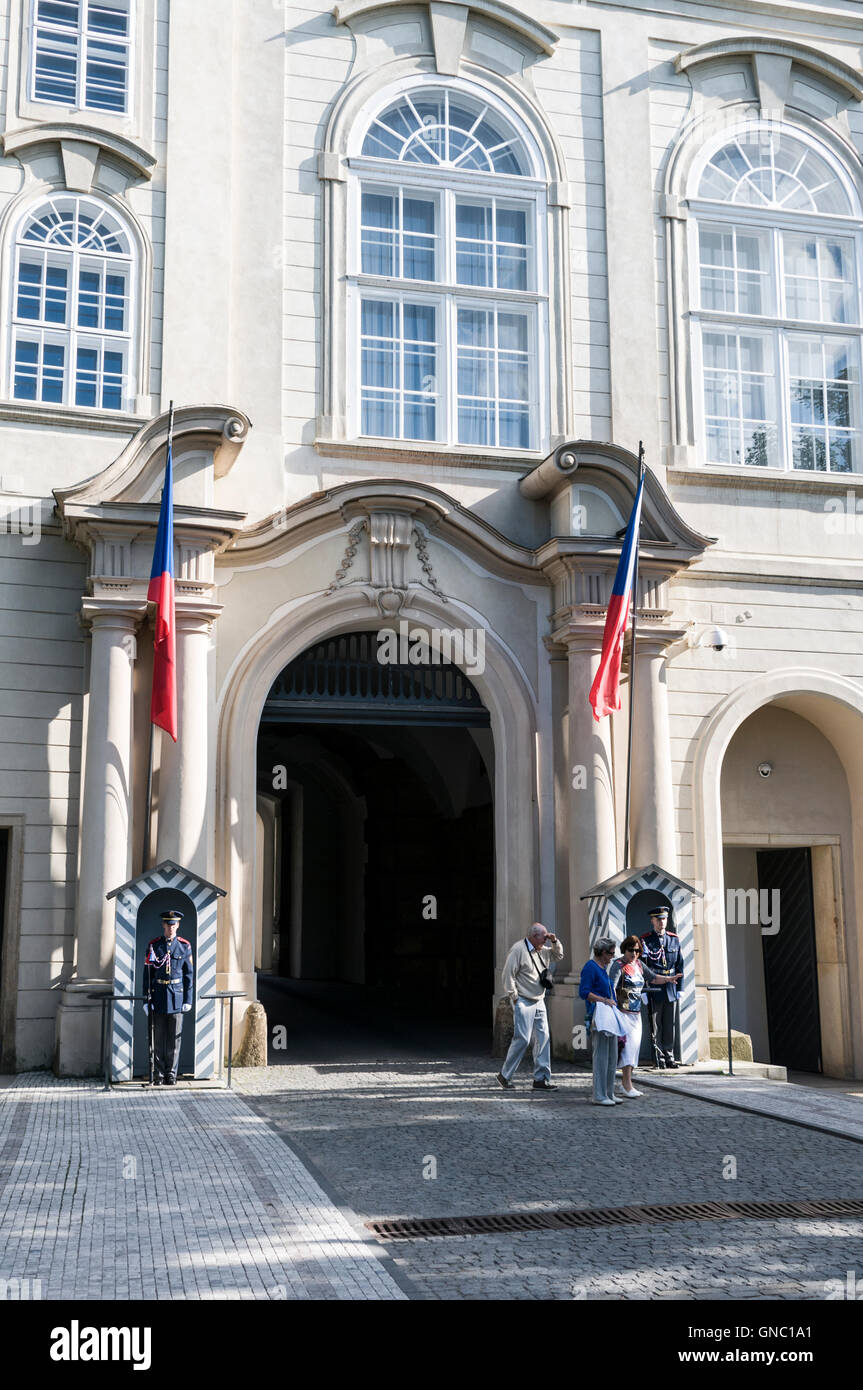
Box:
[690,126,863,473]
[349,81,547,451]
[9,195,135,411]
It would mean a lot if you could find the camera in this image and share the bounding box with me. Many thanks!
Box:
[538,968,554,991]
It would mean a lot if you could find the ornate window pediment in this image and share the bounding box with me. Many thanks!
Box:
[334,0,558,74]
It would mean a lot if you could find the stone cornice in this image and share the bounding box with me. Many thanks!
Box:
[2,123,158,180]
[333,0,558,55]
[225,478,540,583]
[675,36,863,102]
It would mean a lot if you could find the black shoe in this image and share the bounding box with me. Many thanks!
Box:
[164,1076,176,1086]
[496,1072,515,1089]
[654,1059,666,1070]
[666,1060,680,1069]
[151,1077,162,1086]
[532,1080,558,1090]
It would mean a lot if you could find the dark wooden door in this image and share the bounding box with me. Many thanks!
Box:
[757,848,821,1073]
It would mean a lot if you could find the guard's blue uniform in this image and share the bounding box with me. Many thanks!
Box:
[143,936,194,1082]
[640,927,682,1066]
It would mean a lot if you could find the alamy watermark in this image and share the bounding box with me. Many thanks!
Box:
[376,620,485,677]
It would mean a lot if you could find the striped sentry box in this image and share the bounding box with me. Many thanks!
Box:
[108,860,226,1082]
[582,863,702,1063]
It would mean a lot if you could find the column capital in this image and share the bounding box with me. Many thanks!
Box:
[634,626,689,658]
[80,596,147,631]
[174,602,223,635]
[551,619,608,651]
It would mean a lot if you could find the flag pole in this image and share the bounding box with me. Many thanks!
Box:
[142,400,174,872]
[623,442,646,871]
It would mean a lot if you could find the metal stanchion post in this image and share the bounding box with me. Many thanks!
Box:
[200,991,246,1088]
[703,984,736,1076]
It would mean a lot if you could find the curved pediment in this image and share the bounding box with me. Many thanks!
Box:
[55,405,251,511]
[520,440,715,558]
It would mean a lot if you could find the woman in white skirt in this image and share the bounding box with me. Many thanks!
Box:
[609,937,682,1097]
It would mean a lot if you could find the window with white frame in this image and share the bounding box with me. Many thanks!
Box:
[350,85,547,450]
[690,127,863,473]
[32,0,131,114]
[9,196,134,411]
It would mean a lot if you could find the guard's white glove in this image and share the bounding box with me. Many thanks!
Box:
[142,1004,150,1015]
[182,1004,191,1013]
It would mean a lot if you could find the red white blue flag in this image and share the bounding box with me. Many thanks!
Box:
[148,418,177,741]
[589,470,646,721]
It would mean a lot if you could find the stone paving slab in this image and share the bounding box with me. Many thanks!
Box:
[639,1072,863,1143]
[233,1058,863,1300]
[0,1073,409,1301]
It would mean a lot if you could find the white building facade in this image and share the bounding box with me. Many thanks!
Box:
[0,0,861,1078]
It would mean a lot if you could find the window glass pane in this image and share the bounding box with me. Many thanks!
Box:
[784,234,855,324]
[402,197,435,280]
[456,307,531,449]
[85,42,128,113]
[456,203,492,287]
[33,33,78,105]
[789,335,860,472]
[699,225,768,314]
[102,349,124,409]
[702,329,776,467]
[17,263,43,321]
[361,192,395,276]
[88,1,129,37]
[13,340,40,400]
[78,268,101,328]
[75,346,99,406]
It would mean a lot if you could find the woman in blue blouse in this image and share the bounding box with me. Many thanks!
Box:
[609,936,681,1097]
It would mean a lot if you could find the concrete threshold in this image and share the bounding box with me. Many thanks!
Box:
[638,1068,863,1145]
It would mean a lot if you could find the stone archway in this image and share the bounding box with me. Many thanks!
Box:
[214,587,540,1030]
[693,668,863,1074]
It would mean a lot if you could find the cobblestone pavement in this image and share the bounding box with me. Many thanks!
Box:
[234,1059,863,1300]
[0,1074,408,1301]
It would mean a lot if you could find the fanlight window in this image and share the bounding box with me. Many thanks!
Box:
[362,89,528,176]
[698,132,851,216]
[9,196,134,412]
[352,84,545,451]
[691,130,862,473]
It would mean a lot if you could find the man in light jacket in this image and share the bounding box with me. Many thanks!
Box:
[495,923,564,1091]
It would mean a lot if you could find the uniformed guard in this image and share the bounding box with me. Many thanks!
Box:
[142,910,194,1085]
[640,905,682,1069]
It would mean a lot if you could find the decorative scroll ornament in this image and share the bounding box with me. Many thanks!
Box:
[326,511,449,610]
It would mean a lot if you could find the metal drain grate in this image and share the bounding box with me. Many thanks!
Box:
[367,1196,863,1241]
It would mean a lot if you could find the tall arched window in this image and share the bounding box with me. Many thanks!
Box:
[690,126,863,473]
[349,81,548,451]
[9,195,135,411]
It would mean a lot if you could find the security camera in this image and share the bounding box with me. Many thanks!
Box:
[705,625,729,651]
[757,762,773,778]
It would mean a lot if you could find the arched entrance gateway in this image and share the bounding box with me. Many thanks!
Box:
[256,631,494,1032]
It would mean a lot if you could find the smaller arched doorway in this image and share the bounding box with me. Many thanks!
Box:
[720,703,856,1075]
[255,631,495,1049]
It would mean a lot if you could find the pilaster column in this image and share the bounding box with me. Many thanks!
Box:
[564,630,618,961]
[630,636,677,873]
[156,605,220,877]
[55,598,143,1074]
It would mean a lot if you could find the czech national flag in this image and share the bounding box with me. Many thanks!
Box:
[148,421,177,741]
[589,470,646,721]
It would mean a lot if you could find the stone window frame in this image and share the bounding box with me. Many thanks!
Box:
[317,55,572,467]
[6,0,157,160]
[0,181,153,427]
[686,120,863,476]
[661,36,863,487]
[347,72,550,452]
